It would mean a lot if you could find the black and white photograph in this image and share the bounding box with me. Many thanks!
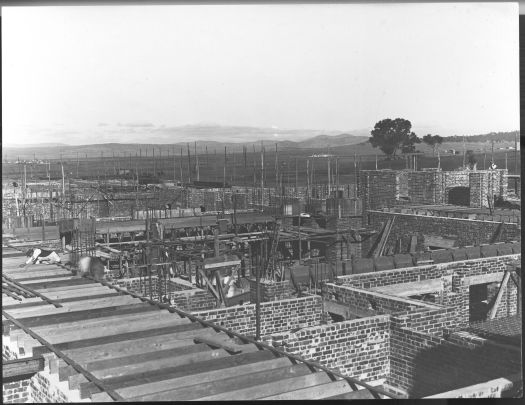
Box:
[1,1,522,401]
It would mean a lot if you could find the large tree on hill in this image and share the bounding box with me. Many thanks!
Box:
[422,134,444,156]
[369,118,421,158]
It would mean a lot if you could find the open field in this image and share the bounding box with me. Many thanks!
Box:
[2,144,520,187]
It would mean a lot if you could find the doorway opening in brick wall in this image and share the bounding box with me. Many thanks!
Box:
[448,186,470,206]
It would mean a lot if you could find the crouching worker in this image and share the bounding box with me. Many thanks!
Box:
[24,248,61,265]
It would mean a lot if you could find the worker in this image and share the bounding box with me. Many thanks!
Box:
[23,248,61,266]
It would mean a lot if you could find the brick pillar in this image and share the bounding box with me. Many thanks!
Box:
[469,172,487,208]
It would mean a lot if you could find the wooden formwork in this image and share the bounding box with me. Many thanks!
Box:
[2,251,393,401]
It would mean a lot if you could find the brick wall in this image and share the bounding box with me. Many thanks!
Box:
[113,276,217,311]
[193,295,323,337]
[358,169,508,212]
[365,211,521,254]
[336,254,520,328]
[248,279,294,302]
[3,379,31,403]
[278,315,391,382]
[3,339,84,403]
[388,325,521,398]
[338,254,519,289]
[170,288,217,312]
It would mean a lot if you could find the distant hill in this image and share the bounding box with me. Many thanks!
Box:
[442,131,519,143]
[2,130,368,159]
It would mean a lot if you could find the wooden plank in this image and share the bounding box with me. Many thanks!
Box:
[2,356,45,379]
[193,336,242,354]
[114,356,292,399]
[13,303,157,329]
[38,313,189,344]
[90,349,277,393]
[6,295,140,319]
[323,300,376,319]
[195,370,333,400]
[66,332,218,368]
[370,279,442,297]
[409,235,418,254]
[90,348,232,380]
[129,362,310,401]
[20,277,94,290]
[261,379,352,400]
[324,387,378,399]
[19,276,82,285]
[84,343,211,371]
[20,310,174,338]
[9,272,72,281]
[32,322,205,356]
[488,271,510,320]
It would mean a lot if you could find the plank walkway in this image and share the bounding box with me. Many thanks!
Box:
[2,250,391,401]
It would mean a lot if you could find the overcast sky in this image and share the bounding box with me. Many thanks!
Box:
[2,3,519,145]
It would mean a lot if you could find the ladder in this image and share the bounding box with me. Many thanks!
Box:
[264,219,282,281]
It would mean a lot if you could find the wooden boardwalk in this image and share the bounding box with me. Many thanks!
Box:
[2,250,391,401]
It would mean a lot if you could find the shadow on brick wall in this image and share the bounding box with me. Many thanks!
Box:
[406,342,522,398]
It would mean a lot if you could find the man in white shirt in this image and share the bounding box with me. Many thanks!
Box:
[25,248,61,265]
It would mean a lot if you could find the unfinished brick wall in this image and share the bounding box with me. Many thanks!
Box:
[193,295,323,337]
[364,211,520,254]
[170,288,217,311]
[336,254,520,328]
[113,276,217,311]
[278,315,391,383]
[388,325,521,398]
[338,254,519,289]
[248,279,294,302]
[359,170,398,212]
[358,169,508,211]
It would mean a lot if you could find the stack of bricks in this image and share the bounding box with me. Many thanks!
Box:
[248,279,294,302]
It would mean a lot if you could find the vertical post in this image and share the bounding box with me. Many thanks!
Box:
[306,159,310,203]
[260,142,264,208]
[180,148,183,184]
[41,213,45,241]
[255,240,261,340]
[375,154,378,170]
[275,143,279,191]
[327,158,331,196]
[223,146,227,215]
[153,148,156,178]
[514,131,518,174]
[295,157,298,194]
[232,151,235,185]
[187,143,192,183]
